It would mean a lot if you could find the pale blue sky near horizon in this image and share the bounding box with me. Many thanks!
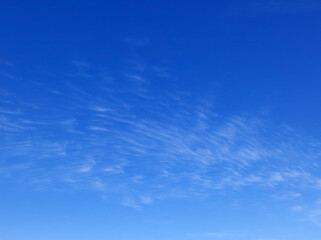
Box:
[1,1,321,240]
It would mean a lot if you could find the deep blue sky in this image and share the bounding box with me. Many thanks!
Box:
[1,1,321,240]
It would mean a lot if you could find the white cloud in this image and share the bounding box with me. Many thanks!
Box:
[2,57,321,218]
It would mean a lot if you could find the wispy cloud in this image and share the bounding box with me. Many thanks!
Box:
[125,74,147,84]
[1,57,321,214]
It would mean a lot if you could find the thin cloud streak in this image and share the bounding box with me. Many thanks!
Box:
[0,59,321,214]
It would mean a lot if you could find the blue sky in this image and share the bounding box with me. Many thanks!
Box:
[1,1,321,239]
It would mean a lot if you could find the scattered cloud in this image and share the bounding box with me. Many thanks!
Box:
[273,192,302,201]
[1,57,321,215]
